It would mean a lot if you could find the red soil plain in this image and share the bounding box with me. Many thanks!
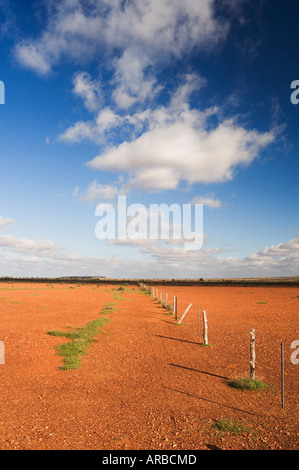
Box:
[0,281,298,450]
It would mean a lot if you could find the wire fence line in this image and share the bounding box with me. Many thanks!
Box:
[139,282,286,408]
[140,282,279,339]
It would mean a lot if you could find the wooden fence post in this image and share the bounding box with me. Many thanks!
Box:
[0,341,4,365]
[250,329,256,380]
[173,297,177,320]
[203,310,208,345]
[281,341,285,408]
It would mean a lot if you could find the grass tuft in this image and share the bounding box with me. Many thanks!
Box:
[47,309,111,370]
[228,377,267,391]
[212,418,250,435]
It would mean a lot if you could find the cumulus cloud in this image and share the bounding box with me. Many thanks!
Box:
[15,1,275,195]
[87,102,275,191]
[9,0,290,279]
[59,71,276,192]
[12,0,231,130]
[128,232,299,277]
[248,236,299,261]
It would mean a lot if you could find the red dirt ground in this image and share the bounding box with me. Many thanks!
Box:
[0,282,298,450]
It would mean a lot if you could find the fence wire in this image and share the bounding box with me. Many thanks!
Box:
[140,283,290,408]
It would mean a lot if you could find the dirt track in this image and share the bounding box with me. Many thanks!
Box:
[0,282,298,450]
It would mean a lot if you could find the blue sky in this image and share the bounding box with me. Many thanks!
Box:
[0,0,298,278]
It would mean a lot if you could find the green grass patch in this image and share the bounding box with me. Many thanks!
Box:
[228,377,267,391]
[211,418,250,435]
[104,302,116,309]
[47,306,112,370]
[112,289,126,301]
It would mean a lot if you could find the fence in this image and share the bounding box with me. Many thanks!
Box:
[139,282,286,408]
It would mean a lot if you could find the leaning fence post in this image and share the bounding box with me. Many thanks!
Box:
[203,310,208,345]
[179,303,192,324]
[250,329,256,380]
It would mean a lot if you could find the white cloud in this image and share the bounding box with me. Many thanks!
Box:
[14,41,52,75]
[87,105,275,191]
[170,73,207,109]
[1,232,298,279]
[73,72,102,112]
[14,0,230,75]
[14,1,275,196]
[59,107,121,144]
[59,72,276,192]
[132,233,299,278]
[73,180,119,202]
[0,235,66,258]
[249,236,299,260]
[60,120,96,143]
[192,194,222,209]
[0,216,14,229]
[112,47,163,109]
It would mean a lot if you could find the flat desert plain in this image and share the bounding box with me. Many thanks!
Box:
[0,282,298,450]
